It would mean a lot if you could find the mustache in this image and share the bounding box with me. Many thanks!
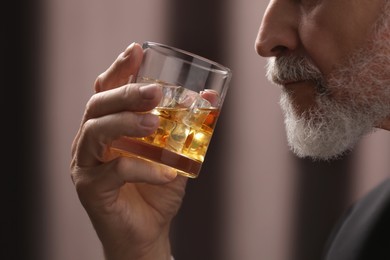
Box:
[265,55,323,86]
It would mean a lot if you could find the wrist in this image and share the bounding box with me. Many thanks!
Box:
[103,226,172,260]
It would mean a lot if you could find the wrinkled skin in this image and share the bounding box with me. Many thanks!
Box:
[71,43,187,260]
[255,0,390,159]
[71,0,390,259]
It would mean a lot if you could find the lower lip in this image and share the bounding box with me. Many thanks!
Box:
[284,80,305,86]
[282,81,306,91]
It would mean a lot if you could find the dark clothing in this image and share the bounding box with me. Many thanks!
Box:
[323,178,390,260]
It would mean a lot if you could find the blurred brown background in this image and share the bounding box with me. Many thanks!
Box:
[12,0,390,260]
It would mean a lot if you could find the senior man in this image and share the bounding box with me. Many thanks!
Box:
[71,0,390,259]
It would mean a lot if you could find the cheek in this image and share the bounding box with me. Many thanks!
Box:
[299,23,345,76]
[299,1,384,77]
[298,5,367,77]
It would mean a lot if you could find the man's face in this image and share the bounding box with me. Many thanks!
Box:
[255,0,390,160]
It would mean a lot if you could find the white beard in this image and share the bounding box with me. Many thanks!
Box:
[266,2,390,161]
[279,92,386,160]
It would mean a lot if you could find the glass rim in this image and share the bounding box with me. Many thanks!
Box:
[142,41,232,77]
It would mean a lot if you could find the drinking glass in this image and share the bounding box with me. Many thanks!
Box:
[111,41,232,178]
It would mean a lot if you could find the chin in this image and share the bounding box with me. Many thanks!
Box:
[289,145,351,162]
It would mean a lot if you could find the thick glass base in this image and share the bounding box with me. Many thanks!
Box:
[111,137,202,178]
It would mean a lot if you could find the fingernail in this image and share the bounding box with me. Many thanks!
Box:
[139,84,160,99]
[123,42,135,57]
[200,89,219,95]
[140,113,159,127]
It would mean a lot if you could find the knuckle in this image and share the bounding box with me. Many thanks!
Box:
[82,118,99,137]
[70,166,86,191]
[94,73,105,92]
[71,166,96,200]
[84,93,102,119]
[122,84,138,101]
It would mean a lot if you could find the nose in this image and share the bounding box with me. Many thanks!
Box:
[255,1,300,57]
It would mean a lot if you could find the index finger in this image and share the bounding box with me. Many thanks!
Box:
[94,42,144,92]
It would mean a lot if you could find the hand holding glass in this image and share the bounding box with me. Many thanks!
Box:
[111,41,232,178]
